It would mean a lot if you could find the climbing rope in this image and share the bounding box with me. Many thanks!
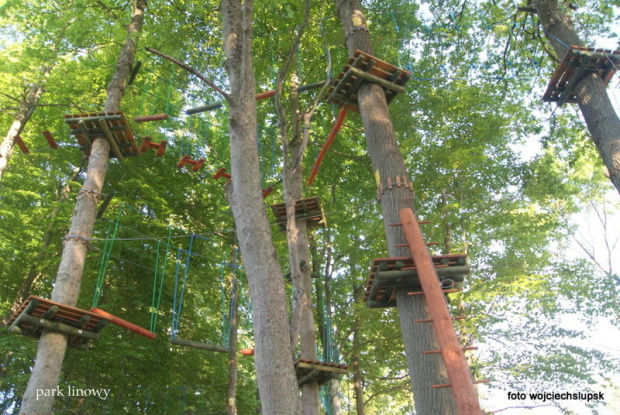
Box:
[92,205,124,308]
[171,234,195,339]
[149,227,173,332]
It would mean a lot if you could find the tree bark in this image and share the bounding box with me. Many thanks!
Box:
[534,0,620,194]
[227,248,239,415]
[352,287,365,415]
[5,162,84,323]
[18,2,146,414]
[221,1,301,414]
[0,65,51,181]
[335,1,460,413]
[280,72,320,415]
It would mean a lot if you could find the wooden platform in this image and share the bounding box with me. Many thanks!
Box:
[65,112,140,159]
[7,296,109,350]
[325,50,411,112]
[364,255,469,308]
[543,45,620,106]
[270,197,327,231]
[294,359,349,387]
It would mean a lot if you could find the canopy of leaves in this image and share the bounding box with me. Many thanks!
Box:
[1,0,618,414]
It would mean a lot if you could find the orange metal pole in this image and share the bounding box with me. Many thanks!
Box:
[307,107,348,185]
[399,208,482,415]
[90,307,156,339]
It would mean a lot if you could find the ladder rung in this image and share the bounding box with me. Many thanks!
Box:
[407,289,460,296]
[415,315,466,322]
[431,379,489,389]
[422,346,478,354]
[387,220,432,226]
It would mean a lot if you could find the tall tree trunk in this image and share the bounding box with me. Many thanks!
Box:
[227,247,239,415]
[352,286,365,415]
[5,162,85,323]
[534,0,620,194]
[221,1,301,414]
[18,3,146,414]
[281,72,320,415]
[335,1,460,413]
[0,65,51,181]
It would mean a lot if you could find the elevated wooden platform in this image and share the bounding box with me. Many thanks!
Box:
[325,50,411,112]
[7,296,109,350]
[65,112,140,159]
[294,359,349,387]
[364,255,469,308]
[543,45,620,106]
[270,197,327,231]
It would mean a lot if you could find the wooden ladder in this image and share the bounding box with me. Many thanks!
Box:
[398,207,484,415]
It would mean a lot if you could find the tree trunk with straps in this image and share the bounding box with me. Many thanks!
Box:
[221,0,301,414]
[334,1,465,413]
[534,0,620,194]
[18,2,146,414]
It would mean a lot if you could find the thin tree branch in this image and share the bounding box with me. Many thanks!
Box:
[144,47,229,99]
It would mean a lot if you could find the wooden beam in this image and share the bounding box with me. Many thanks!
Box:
[169,337,230,352]
[297,369,321,387]
[11,314,100,340]
[134,114,168,122]
[347,67,407,94]
[98,119,124,160]
[65,114,122,124]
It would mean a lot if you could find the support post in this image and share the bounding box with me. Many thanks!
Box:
[399,208,481,415]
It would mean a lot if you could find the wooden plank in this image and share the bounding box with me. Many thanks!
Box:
[169,337,230,352]
[98,119,124,160]
[65,114,122,123]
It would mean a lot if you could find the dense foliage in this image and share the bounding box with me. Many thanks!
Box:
[1,0,618,413]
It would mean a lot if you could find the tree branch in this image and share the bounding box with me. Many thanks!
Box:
[144,47,229,99]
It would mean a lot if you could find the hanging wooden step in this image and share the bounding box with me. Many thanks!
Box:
[294,359,349,387]
[270,196,327,231]
[6,296,109,351]
[364,254,469,308]
[177,155,205,171]
[325,49,411,112]
[13,135,30,154]
[65,112,140,159]
[42,131,59,149]
[139,136,168,156]
[543,45,620,106]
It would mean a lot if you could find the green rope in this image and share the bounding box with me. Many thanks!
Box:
[92,205,123,308]
[171,235,195,338]
[150,227,172,332]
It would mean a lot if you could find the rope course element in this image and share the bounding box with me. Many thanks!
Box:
[307,107,348,186]
[150,227,173,332]
[92,205,124,308]
[169,234,231,353]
